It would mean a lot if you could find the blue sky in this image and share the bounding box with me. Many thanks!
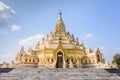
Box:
[0,0,120,63]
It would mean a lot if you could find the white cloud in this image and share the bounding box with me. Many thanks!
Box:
[0,2,16,32]
[11,24,21,32]
[18,34,45,47]
[0,2,16,19]
[85,33,93,38]
[0,53,15,63]
[100,46,106,51]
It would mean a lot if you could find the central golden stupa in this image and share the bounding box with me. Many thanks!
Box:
[1,12,116,68]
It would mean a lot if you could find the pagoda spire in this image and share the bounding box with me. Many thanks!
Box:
[20,46,24,52]
[59,11,62,20]
[37,41,40,46]
[36,41,41,49]
[95,48,100,53]
[55,11,66,33]
[21,46,24,49]
[28,47,32,52]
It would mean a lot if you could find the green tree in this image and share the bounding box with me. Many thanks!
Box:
[112,53,120,68]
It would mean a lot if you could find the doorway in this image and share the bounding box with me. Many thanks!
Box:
[56,51,63,68]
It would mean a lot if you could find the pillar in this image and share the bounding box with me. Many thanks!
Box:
[53,60,56,68]
[76,60,80,68]
[69,60,74,68]
[63,60,66,69]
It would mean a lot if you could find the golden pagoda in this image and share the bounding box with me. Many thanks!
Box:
[1,12,117,68]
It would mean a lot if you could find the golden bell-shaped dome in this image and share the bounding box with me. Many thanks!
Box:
[55,12,66,33]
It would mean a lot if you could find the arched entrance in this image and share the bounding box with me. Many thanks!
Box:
[97,55,100,62]
[56,51,63,68]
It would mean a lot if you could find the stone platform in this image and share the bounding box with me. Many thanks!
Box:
[0,68,120,80]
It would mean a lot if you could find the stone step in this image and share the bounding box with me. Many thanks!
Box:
[0,68,120,80]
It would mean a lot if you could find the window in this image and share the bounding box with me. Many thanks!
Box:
[21,54,23,57]
[25,59,27,62]
[29,59,31,62]
[66,59,69,63]
[89,60,91,63]
[51,59,53,62]
[85,60,87,63]
[97,55,100,62]
[71,59,73,62]
[33,60,35,63]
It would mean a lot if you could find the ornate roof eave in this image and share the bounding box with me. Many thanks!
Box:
[66,48,84,51]
[32,48,54,52]
[83,52,96,56]
[25,54,38,58]
[54,41,65,53]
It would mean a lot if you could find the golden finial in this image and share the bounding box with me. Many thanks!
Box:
[28,47,32,52]
[36,41,40,49]
[37,41,40,46]
[20,46,24,52]
[59,11,62,20]
[59,11,62,16]
[96,48,100,52]
[21,46,24,50]
[76,37,79,45]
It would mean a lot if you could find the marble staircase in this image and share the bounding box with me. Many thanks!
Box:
[0,68,120,80]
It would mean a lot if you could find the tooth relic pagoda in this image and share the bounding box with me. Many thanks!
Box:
[1,12,117,68]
